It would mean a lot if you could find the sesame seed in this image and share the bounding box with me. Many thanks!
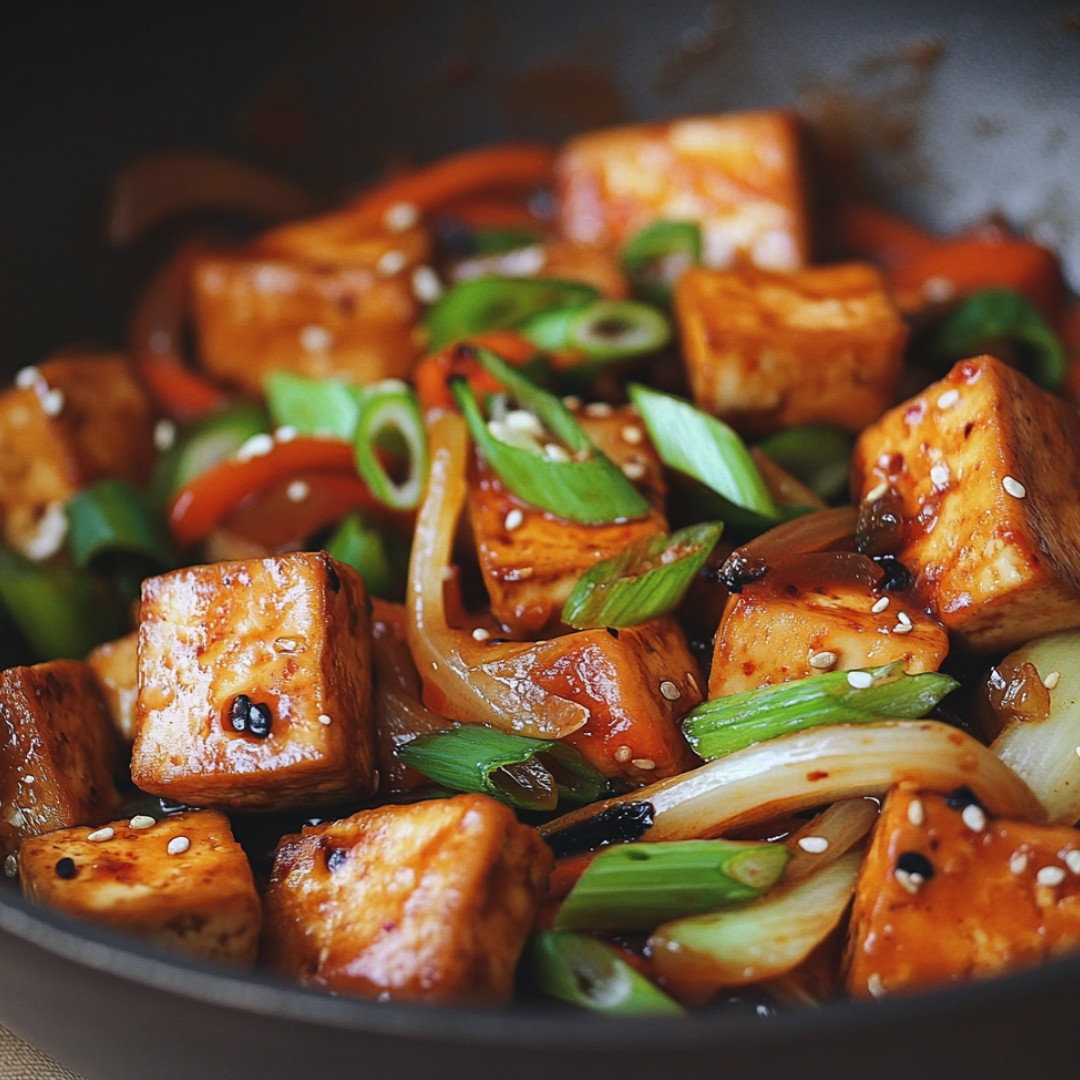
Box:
[1002,475,1026,499]
[472,628,491,642]
[867,973,886,999]
[318,714,333,726]
[507,566,534,581]
[87,827,115,842]
[936,388,960,410]
[961,804,987,833]
[299,323,332,352]
[411,265,443,303]
[39,387,65,417]
[808,650,838,670]
[154,419,177,451]
[54,857,78,880]
[130,815,156,830]
[907,799,925,827]
[543,443,572,462]
[894,868,925,894]
[922,275,956,303]
[1067,850,1080,875]
[274,425,298,443]
[847,670,874,690]
[659,680,681,701]
[286,480,310,503]
[21,775,34,785]
[892,621,913,635]
[622,460,647,481]
[1010,852,1029,875]
[383,201,420,232]
[274,637,299,653]
[865,480,889,503]
[631,758,656,770]
[871,596,891,614]
[14,365,40,389]
[621,425,644,445]
[798,836,829,854]
[3,855,17,878]
[614,745,633,763]
[1044,670,1061,691]
[1037,865,1067,887]
[686,671,700,695]
[504,508,525,531]
[23,501,69,562]
[505,409,543,436]
[377,249,408,277]
[584,402,613,418]
[562,396,582,411]
[235,433,275,461]
[166,836,191,856]
[929,463,950,488]
[896,611,912,626]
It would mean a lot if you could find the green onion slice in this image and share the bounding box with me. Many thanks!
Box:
[755,424,853,503]
[264,371,363,440]
[554,839,789,933]
[622,221,702,305]
[425,276,600,350]
[930,287,1067,392]
[569,301,671,361]
[562,522,723,629]
[324,511,406,600]
[353,380,428,511]
[65,479,173,571]
[451,350,650,525]
[467,226,545,256]
[395,724,611,812]
[628,383,780,521]
[682,662,960,761]
[526,930,686,1017]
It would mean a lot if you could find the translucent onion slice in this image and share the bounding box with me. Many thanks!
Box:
[782,798,879,883]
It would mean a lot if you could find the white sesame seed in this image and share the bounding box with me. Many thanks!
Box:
[1002,475,1026,499]
[130,815,156,830]
[808,650,838,670]
[471,627,491,642]
[894,868,924,894]
[659,680,681,701]
[39,387,64,417]
[1010,852,1029,875]
[502,245,546,276]
[961,804,987,833]
[505,409,544,436]
[798,836,829,854]
[922,275,956,303]
[299,323,333,352]
[631,758,656,771]
[508,566,534,581]
[87,827,115,843]
[1066,850,1080,875]
[562,396,582,412]
[622,460,647,481]
[286,480,310,504]
[614,745,633,763]
[274,425,298,443]
[936,388,960,410]
[411,265,443,304]
[686,671,700,695]
[867,973,886,999]
[892,621,914,635]
[1037,865,1067,887]
[865,480,889,503]
[1044,670,1062,691]
[897,611,912,626]
[318,714,333,726]
[584,402,613,418]
[166,836,191,856]
[377,249,408,277]
[621,425,644,445]
[235,432,275,462]
[14,365,40,389]
[929,463,950,488]
[3,855,17,878]
[383,201,420,232]
[154,419,177,451]
[21,775,34,785]
[907,799,925,827]
[544,443,571,462]
[871,596,891,614]
[23,501,69,562]
[847,670,874,690]
[274,637,299,653]
[504,508,525,531]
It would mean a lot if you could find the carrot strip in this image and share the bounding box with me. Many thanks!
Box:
[834,202,939,270]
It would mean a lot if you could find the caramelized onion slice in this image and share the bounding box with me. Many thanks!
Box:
[783,797,879,883]
[540,721,1045,843]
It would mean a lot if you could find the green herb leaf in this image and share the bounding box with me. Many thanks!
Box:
[264,371,363,440]
[66,479,173,571]
[324,511,406,599]
[755,424,853,503]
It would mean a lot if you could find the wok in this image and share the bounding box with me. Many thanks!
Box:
[3,2,1080,1077]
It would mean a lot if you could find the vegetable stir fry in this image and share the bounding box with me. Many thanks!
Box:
[5,109,1080,1014]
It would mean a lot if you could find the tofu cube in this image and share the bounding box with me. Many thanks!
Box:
[852,355,1080,652]
[556,111,810,272]
[191,215,429,396]
[131,551,376,810]
[467,403,667,636]
[709,551,949,697]
[261,794,553,1004]
[0,660,122,860]
[0,354,156,556]
[18,810,261,967]
[675,262,908,437]
[87,632,139,743]
[847,788,1080,998]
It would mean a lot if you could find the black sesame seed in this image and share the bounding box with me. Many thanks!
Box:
[228,694,273,738]
[324,557,341,593]
[325,847,348,873]
[606,627,620,639]
[944,786,981,811]
[896,851,935,880]
[872,555,912,592]
[543,802,655,858]
[54,857,77,880]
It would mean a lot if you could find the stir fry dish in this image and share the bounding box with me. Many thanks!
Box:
[6,108,1080,1015]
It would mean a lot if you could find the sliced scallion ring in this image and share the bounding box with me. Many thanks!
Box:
[353,380,428,511]
[621,220,702,305]
[568,300,671,361]
[562,522,722,629]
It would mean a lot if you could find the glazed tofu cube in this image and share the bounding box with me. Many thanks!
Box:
[191,215,429,396]
[709,552,949,697]
[676,262,908,437]
[467,403,667,636]
[0,354,156,556]
[852,355,1080,652]
[261,794,552,1004]
[450,239,628,299]
[131,551,376,810]
[18,810,261,967]
[556,111,810,271]
[847,788,1080,998]
[0,660,122,860]
[87,632,139,743]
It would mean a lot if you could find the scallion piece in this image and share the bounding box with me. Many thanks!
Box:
[526,930,686,1017]
[519,300,671,362]
[755,424,853,503]
[562,522,722,629]
[352,380,428,511]
[622,221,702,305]
[468,226,545,255]
[264,371,363,440]
[682,662,960,761]
[324,511,405,599]
[554,839,789,933]
[628,383,780,521]
[395,724,611,812]
[425,276,599,350]
[65,479,173,571]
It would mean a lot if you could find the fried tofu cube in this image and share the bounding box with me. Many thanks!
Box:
[556,111,810,271]
[847,788,1080,998]
[675,262,908,437]
[467,403,667,636]
[191,214,429,396]
[261,794,552,1004]
[87,632,139,743]
[709,551,949,697]
[131,551,376,810]
[18,810,261,967]
[852,355,1080,652]
[0,660,122,860]
[450,239,628,299]
[0,354,156,556]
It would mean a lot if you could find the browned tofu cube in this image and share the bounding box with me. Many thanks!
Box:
[709,552,949,697]
[556,111,810,271]
[191,215,429,396]
[131,551,376,810]
[0,354,156,556]
[675,262,908,437]
[468,403,667,636]
[450,239,628,299]
[847,788,1080,999]
[852,355,1080,652]
[87,632,139,743]
[19,810,261,967]
[0,660,122,860]
[261,794,552,1004]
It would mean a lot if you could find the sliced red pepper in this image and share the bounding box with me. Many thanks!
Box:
[414,333,544,414]
[833,201,939,271]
